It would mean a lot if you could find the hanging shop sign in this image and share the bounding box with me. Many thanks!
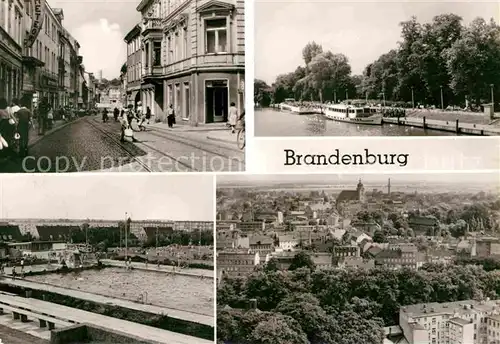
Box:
[25,0,45,48]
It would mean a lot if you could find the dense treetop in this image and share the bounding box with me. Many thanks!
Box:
[255,14,500,107]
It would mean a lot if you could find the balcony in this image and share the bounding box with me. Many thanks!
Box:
[142,65,164,83]
[195,53,245,68]
[142,18,163,39]
[160,52,244,77]
[162,58,191,75]
[0,26,22,57]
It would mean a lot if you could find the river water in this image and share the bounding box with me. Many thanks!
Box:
[255,108,457,136]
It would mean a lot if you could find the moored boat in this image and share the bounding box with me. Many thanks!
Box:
[278,99,318,115]
[323,103,382,125]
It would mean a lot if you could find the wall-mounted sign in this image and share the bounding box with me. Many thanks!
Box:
[25,0,44,48]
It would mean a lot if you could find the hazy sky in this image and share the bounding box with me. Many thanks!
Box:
[255,0,500,84]
[0,174,214,221]
[47,0,141,79]
[217,173,500,188]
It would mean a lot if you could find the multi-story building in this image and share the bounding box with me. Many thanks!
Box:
[217,250,259,278]
[237,221,265,232]
[311,252,333,270]
[332,245,360,264]
[124,23,142,108]
[0,0,25,103]
[174,221,213,232]
[19,2,87,109]
[128,0,245,125]
[375,243,423,270]
[249,235,274,256]
[399,299,500,344]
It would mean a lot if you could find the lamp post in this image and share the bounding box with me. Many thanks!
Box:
[125,213,130,260]
[490,84,494,112]
[440,85,444,110]
[411,87,415,108]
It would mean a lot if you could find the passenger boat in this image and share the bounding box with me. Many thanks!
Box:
[278,99,317,115]
[322,103,382,125]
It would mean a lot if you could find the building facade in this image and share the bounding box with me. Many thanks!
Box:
[399,299,500,344]
[217,251,259,278]
[0,0,24,103]
[124,24,142,107]
[128,0,245,125]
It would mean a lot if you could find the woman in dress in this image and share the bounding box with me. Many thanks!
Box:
[228,102,238,133]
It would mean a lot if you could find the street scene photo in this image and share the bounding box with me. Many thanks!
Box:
[0,0,245,172]
[216,173,500,344]
[0,174,215,344]
[254,1,500,136]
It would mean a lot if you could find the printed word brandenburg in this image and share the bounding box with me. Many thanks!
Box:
[284,149,409,167]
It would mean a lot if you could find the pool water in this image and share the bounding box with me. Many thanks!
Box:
[28,267,213,315]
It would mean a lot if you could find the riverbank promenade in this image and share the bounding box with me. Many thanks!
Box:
[0,278,214,327]
[100,259,214,278]
[383,110,500,135]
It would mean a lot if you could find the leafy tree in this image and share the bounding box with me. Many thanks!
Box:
[302,41,323,65]
[373,230,388,243]
[120,63,127,76]
[248,314,309,344]
[255,79,272,106]
[265,258,279,272]
[288,251,315,271]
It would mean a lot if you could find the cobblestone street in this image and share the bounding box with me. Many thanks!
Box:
[0,116,244,172]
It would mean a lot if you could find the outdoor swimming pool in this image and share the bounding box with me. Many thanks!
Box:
[28,267,213,316]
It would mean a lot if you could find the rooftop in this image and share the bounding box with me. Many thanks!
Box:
[401,300,500,318]
[449,317,472,326]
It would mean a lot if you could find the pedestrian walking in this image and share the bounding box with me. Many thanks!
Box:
[0,98,16,156]
[113,107,119,122]
[120,112,137,143]
[137,106,148,131]
[47,107,54,129]
[14,96,33,157]
[167,104,175,128]
[228,102,238,133]
[38,98,50,135]
[102,108,109,123]
[145,106,152,125]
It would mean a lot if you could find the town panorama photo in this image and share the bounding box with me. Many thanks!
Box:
[216,173,500,344]
[254,0,500,137]
[0,174,215,344]
[0,0,245,173]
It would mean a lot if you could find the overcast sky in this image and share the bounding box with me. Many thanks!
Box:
[217,173,500,188]
[47,0,141,79]
[0,175,214,221]
[255,0,500,84]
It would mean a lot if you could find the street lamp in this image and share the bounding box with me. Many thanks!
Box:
[411,87,415,109]
[125,213,131,260]
[490,84,494,111]
[440,85,444,110]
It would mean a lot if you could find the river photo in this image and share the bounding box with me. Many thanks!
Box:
[255,108,456,136]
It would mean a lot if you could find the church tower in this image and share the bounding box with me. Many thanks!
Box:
[356,179,365,203]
